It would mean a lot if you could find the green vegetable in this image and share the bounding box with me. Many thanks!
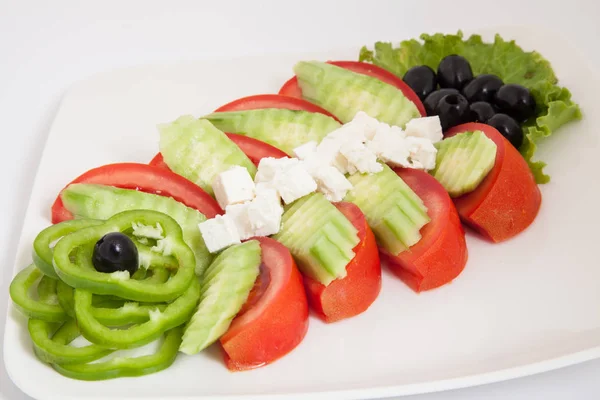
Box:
[74,277,200,349]
[32,219,103,279]
[359,31,582,183]
[432,130,497,197]
[180,240,261,355]
[52,210,195,303]
[30,319,113,365]
[52,326,184,381]
[9,264,69,322]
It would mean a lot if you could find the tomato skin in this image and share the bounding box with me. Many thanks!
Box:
[445,123,542,242]
[303,202,381,323]
[214,94,341,122]
[278,60,427,117]
[380,168,468,292]
[220,237,309,371]
[150,132,288,173]
[51,163,222,224]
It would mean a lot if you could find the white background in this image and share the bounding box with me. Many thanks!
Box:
[1,0,599,399]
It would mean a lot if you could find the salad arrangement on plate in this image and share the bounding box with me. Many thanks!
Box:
[8,31,582,380]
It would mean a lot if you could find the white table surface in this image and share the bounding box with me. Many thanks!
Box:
[1,1,599,399]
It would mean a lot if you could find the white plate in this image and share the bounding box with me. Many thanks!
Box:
[3,25,599,400]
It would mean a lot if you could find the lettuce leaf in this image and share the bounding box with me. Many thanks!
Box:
[359,31,583,183]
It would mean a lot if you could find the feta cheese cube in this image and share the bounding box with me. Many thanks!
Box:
[293,141,318,160]
[405,137,438,170]
[313,136,353,174]
[339,141,383,174]
[351,111,382,140]
[247,187,283,236]
[405,116,443,143]
[198,214,241,253]
[367,124,411,168]
[312,165,353,202]
[254,157,299,184]
[276,163,317,204]
[255,156,317,204]
[212,166,256,209]
[225,203,254,240]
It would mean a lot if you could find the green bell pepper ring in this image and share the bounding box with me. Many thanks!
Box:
[57,278,169,327]
[52,210,196,302]
[52,326,183,381]
[74,277,200,349]
[37,274,61,305]
[33,219,103,279]
[9,264,68,322]
[30,319,113,365]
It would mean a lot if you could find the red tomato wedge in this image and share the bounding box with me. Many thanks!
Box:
[278,60,427,117]
[214,94,341,122]
[220,236,309,371]
[380,169,468,292]
[150,132,288,172]
[445,123,542,242]
[303,202,381,323]
[51,163,222,224]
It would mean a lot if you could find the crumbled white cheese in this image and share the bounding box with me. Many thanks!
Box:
[212,165,256,209]
[247,187,283,236]
[225,202,254,240]
[405,116,443,143]
[293,141,318,160]
[311,165,353,202]
[405,136,438,170]
[198,214,241,254]
[339,141,383,174]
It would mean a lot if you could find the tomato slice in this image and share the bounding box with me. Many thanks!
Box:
[278,60,427,117]
[445,123,542,242]
[51,163,223,224]
[380,168,468,292]
[150,132,288,173]
[303,202,381,323]
[220,236,309,371]
[214,94,341,122]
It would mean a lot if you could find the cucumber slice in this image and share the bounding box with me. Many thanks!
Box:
[432,130,497,197]
[159,116,256,196]
[179,240,261,355]
[204,109,341,155]
[344,164,430,255]
[273,193,359,286]
[294,61,421,127]
[61,183,212,276]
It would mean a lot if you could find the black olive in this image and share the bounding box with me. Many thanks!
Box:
[462,74,504,103]
[92,232,139,276]
[437,55,473,90]
[437,93,470,131]
[423,88,460,116]
[469,101,496,123]
[487,113,524,148]
[403,65,437,102]
[494,84,536,122]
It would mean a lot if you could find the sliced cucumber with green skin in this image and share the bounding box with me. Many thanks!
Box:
[432,130,497,198]
[159,116,256,196]
[60,183,212,276]
[179,240,261,355]
[294,61,421,127]
[204,109,341,155]
[273,193,359,286]
[344,164,430,256]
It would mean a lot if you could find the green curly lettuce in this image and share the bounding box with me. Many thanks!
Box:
[359,31,582,184]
